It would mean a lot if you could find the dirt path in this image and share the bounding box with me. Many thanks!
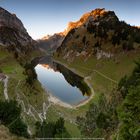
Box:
[15,80,52,122]
[53,59,118,83]
[72,64,118,84]
[0,74,77,132]
[3,75,9,101]
[93,69,118,83]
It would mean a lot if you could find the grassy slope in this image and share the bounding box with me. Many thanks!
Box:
[0,49,81,137]
[52,49,140,136]
[1,47,139,138]
[54,50,140,94]
[0,49,48,133]
[0,125,27,140]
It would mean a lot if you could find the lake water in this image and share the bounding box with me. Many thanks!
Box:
[35,62,90,105]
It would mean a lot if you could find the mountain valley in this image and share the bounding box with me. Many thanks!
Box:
[0,6,140,140]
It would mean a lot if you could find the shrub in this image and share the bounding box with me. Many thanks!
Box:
[122,40,134,51]
[24,63,37,85]
[77,61,140,139]
[82,36,86,44]
[0,69,3,73]
[36,117,71,138]
[9,118,29,138]
[0,100,29,138]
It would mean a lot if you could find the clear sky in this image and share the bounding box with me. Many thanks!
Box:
[0,0,140,39]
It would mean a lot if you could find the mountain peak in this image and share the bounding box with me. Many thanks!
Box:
[0,7,34,54]
[91,8,112,17]
[56,8,140,61]
[42,35,52,40]
[0,7,27,33]
[65,8,118,34]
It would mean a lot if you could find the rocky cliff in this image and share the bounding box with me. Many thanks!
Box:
[65,8,118,33]
[0,7,35,54]
[56,8,140,61]
[37,32,65,52]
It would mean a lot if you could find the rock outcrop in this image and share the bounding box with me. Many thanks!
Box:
[37,32,65,52]
[56,8,140,60]
[0,7,35,53]
[65,8,118,33]
[0,7,27,33]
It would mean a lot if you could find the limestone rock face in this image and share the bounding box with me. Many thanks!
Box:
[37,32,65,52]
[65,8,118,34]
[0,7,26,33]
[56,8,140,61]
[0,7,34,51]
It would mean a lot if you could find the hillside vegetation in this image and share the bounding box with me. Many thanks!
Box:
[54,8,140,139]
[56,8,140,61]
[0,7,140,139]
[55,8,140,94]
[77,61,140,140]
[0,7,80,139]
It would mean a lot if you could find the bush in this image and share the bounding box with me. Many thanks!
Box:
[77,94,116,138]
[87,23,96,34]
[77,61,140,139]
[116,61,140,140]
[82,36,86,44]
[112,34,120,46]
[0,100,29,138]
[35,121,55,138]
[117,86,140,140]
[9,118,29,138]
[94,41,101,49]
[0,100,21,125]
[76,35,79,39]
[36,117,71,138]
[122,40,134,51]
[24,63,37,85]
[0,69,3,73]
[96,112,109,129]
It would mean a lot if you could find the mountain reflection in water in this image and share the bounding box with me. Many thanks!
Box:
[35,62,91,105]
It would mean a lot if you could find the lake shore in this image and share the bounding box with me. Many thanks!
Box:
[47,91,94,109]
[52,59,95,109]
[48,93,74,109]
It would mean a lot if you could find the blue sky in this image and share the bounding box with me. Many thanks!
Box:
[0,0,140,39]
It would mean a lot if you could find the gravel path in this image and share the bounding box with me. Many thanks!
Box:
[2,75,9,101]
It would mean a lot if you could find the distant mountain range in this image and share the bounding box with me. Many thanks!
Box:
[37,32,65,52]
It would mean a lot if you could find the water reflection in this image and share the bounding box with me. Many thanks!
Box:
[35,61,90,105]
